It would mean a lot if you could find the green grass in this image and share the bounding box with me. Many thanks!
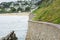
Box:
[33,0,60,24]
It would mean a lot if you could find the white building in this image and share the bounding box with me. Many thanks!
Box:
[31,0,41,4]
[5,8,11,12]
[18,0,41,4]
[18,0,32,1]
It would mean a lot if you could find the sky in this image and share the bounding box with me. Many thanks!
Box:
[0,0,17,3]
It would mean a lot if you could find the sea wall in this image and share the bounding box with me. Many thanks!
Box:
[26,13,60,40]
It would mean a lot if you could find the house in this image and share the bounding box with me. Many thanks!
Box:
[31,0,41,4]
[18,0,31,1]
[5,7,11,12]
[10,2,14,7]
[31,5,37,9]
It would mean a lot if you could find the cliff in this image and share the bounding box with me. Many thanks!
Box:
[33,0,60,24]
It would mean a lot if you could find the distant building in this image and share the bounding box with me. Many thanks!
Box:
[31,0,41,4]
[10,2,14,7]
[5,8,11,11]
[17,0,41,4]
[18,0,31,1]
[0,0,41,12]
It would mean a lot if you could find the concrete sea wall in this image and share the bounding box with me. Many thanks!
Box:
[26,13,60,40]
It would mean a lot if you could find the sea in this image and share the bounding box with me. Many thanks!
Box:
[0,16,29,40]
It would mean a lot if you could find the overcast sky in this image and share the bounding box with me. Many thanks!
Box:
[0,0,17,3]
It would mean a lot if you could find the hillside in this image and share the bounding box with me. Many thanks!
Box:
[33,0,60,24]
[0,0,41,13]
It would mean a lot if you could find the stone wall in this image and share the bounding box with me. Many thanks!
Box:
[26,13,60,40]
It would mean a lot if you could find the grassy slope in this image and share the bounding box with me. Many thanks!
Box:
[33,0,60,24]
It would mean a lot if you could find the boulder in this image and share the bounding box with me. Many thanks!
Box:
[1,31,18,40]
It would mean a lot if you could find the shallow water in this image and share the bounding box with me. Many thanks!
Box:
[0,16,29,40]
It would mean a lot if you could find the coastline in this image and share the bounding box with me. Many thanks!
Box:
[0,12,30,16]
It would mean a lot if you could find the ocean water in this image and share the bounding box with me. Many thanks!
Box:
[0,16,29,40]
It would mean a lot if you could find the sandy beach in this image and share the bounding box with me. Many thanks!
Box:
[0,12,30,16]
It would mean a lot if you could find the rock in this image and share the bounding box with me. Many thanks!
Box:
[1,31,18,40]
